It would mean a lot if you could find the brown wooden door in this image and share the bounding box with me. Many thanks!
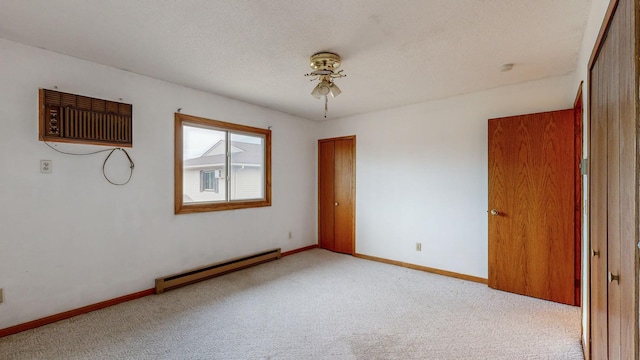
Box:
[588,0,638,358]
[488,109,577,305]
[318,136,355,254]
[319,140,336,251]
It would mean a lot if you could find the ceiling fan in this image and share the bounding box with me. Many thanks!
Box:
[304,52,346,118]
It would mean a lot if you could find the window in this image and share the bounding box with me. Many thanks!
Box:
[200,170,220,193]
[175,113,271,214]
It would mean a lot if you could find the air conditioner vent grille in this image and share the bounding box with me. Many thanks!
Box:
[39,89,133,147]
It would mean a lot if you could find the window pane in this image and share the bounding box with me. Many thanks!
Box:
[174,112,271,214]
[201,170,220,193]
[182,125,227,203]
[230,132,264,200]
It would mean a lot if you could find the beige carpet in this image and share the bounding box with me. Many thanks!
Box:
[1,249,583,359]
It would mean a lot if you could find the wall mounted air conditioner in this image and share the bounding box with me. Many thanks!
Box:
[39,88,133,147]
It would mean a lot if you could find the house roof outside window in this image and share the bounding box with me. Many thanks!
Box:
[184,141,263,168]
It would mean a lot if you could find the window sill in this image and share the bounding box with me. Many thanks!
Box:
[175,199,271,214]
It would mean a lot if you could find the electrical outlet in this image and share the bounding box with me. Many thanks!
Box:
[0,288,4,304]
[40,160,52,174]
[288,231,293,239]
[416,242,422,252]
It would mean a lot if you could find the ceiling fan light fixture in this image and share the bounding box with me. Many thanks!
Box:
[304,52,346,117]
[329,82,341,97]
[318,81,331,96]
[311,84,322,99]
[311,81,332,99]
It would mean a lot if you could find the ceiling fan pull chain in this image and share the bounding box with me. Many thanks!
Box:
[324,96,328,118]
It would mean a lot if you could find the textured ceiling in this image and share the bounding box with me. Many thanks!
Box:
[0,0,591,120]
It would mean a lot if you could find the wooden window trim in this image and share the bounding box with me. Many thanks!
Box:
[174,113,271,214]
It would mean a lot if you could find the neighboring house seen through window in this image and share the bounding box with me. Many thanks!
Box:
[174,113,271,213]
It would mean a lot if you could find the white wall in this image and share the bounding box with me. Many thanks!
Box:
[0,38,318,329]
[319,73,578,279]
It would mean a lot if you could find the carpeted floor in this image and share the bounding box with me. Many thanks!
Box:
[1,249,584,359]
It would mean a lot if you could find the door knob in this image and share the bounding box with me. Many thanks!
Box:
[592,249,600,257]
[490,209,499,216]
[334,202,339,206]
[608,272,620,283]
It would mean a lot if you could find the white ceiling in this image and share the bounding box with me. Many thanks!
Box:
[0,0,592,120]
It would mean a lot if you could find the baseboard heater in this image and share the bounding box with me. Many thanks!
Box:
[155,248,281,294]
